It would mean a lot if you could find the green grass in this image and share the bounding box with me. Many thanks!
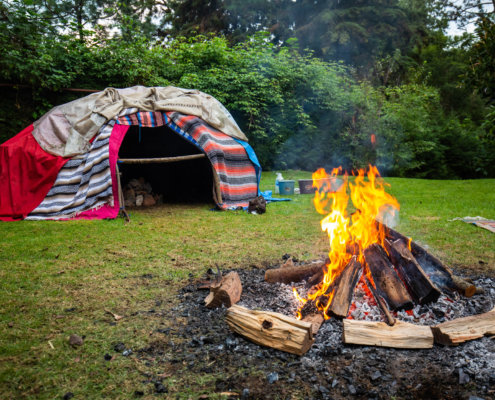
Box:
[1,171,494,399]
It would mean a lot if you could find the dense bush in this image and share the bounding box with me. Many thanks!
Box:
[0,29,493,177]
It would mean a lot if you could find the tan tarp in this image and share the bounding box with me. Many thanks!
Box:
[33,86,248,157]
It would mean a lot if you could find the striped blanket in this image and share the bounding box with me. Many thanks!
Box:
[118,111,259,209]
[26,121,115,220]
[26,110,258,219]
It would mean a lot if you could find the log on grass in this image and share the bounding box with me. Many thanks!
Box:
[363,243,413,311]
[225,305,314,355]
[384,238,441,304]
[204,271,242,308]
[264,262,324,284]
[380,222,477,297]
[343,319,434,349]
[328,256,362,318]
[431,307,495,345]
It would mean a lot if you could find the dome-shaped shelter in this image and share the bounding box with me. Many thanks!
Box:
[0,86,260,221]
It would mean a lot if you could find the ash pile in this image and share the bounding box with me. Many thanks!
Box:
[123,178,162,207]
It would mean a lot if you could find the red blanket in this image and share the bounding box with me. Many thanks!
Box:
[0,125,69,221]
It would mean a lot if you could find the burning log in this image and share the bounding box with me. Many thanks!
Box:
[343,319,434,349]
[363,275,396,326]
[328,256,362,318]
[384,238,441,304]
[302,313,325,335]
[381,224,477,297]
[264,262,324,284]
[204,271,242,308]
[363,243,413,311]
[431,307,495,346]
[225,305,314,355]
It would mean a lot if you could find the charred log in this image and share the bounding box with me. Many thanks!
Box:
[384,238,441,304]
[364,243,413,311]
[363,275,396,326]
[380,223,477,297]
[264,262,324,284]
[328,256,362,318]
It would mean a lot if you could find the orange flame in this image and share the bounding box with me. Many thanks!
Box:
[371,134,376,146]
[294,165,400,319]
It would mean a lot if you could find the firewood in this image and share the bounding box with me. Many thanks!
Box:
[431,307,495,345]
[264,262,324,284]
[363,275,396,326]
[363,243,413,311]
[302,313,325,335]
[225,305,314,355]
[384,238,441,304]
[380,223,477,297]
[328,256,362,318]
[204,271,242,308]
[343,319,434,349]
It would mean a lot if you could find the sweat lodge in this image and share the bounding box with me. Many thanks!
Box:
[0,86,261,221]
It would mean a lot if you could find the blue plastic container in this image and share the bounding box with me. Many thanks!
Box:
[278,180,295,195]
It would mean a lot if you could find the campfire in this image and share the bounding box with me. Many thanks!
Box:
[202,166,494,355]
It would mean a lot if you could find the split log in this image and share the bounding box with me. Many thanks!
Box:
[264,262,324,284]
[380,222,477,297]
[431,307,495,345]
[328,256,362,318]
[384,238,441,304]
[363,275,396,326]
[225,305,314,355]
[343,319,434,349]
[363,243,413,311]
[302,313,325,335]
[204,271,242,308]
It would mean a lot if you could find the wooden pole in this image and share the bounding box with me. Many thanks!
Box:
[118,154,206,164]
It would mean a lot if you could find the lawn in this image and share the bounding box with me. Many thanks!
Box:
[0,171,494,399]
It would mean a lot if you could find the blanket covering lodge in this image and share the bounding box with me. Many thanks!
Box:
[0,87,260,221]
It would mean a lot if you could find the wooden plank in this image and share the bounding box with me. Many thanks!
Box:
[328,256,362,318]
[432,307,495,345]
[225,305,314,355]
[118,154,206,164]
[364,243,413,311]
[384,238,441,304]
[343,319,434,349]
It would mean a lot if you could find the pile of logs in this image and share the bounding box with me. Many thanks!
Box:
[123,177,162,207]
[265,222,478,327]
[198,224,493,354]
